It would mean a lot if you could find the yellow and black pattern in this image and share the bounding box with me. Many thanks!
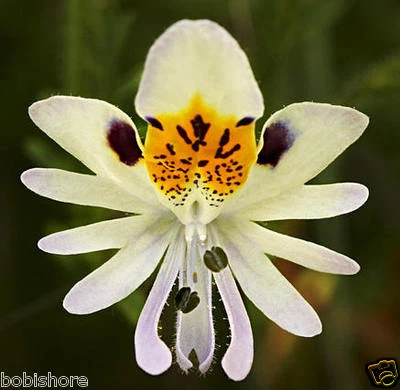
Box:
[144,94,257,208]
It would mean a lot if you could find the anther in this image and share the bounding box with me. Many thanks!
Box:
[203,246,228,272]
[175,287,200,313]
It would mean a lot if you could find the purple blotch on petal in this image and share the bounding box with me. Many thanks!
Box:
[146,116,164,131]
[236,117,255,127]
[107,120,143,166]
[257,121,296,167]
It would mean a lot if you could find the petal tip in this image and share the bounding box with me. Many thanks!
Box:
[20,169,35,188]
[302,319,323,338]
[62,287,94,315]
[37,235,63,255]
[222,358,252,382]
[62,293,82,315]
[37,237,48,253]
[345,260,361,275]
[359,184,370,205]
[135,343,172,376]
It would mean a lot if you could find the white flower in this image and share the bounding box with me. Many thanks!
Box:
[21,20,369,381]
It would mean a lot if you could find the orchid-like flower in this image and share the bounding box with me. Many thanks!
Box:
[21,20,369,381]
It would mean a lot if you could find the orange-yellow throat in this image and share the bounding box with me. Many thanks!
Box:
[144,95,256,222]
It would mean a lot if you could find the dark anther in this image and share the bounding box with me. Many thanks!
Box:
[175,287,200,313]
[203,246,228,272]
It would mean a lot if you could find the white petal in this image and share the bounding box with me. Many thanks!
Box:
[134,227,183,376]
[135,19,263,119]
[231,103,368,206]
[236,219,360,275]
[215,220,322,337]
[213,266,253,381]
[235,183,369,221]
[38,214,166,255]
[176,247,214,373]
[63,218,174,314]
[28,96,159,202]
[21,168,157,213]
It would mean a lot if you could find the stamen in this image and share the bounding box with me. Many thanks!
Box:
[175,287,200,314]
[203,246,228,272]
[175,287,191,309]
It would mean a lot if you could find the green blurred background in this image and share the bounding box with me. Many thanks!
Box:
[1,0,399,389]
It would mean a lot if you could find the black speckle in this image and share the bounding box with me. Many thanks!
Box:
[180,158,192,165]
[146,116,163,131]
[198,160,209,167]
[177,125,192,144]
[191,115,210,138]
[215,144,241,159]
[166,143,176,155]
[236,117,255,127]
[219,129,230,147]
[257,121,296,167]
[107,120,142,166]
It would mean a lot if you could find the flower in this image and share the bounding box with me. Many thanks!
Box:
[21,19,369,381]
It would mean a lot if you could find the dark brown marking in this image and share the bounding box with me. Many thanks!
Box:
[107,120,142,166]
[146,116,163,131]
[166,143,176,155]
[177,125,192,144]
[190,115,209,152]
[198,160,209,167]
[219,129,230,147]
[257,121,296,167]
[191,115,210,139]
[236,117,255,127]
[215,144,241,159]
[180,158,192,165]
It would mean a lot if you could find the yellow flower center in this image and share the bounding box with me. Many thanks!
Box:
[144,94,256,221]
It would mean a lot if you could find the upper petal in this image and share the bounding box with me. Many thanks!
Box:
[28,96,158,201]
[135,19,263,120]
[234,102,368,204]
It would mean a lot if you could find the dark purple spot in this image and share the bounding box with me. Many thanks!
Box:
[146,116,163,131]
[257,121,296,167]
[198,160,209,167]
[107,120,142,166]
[236,117,255,127]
